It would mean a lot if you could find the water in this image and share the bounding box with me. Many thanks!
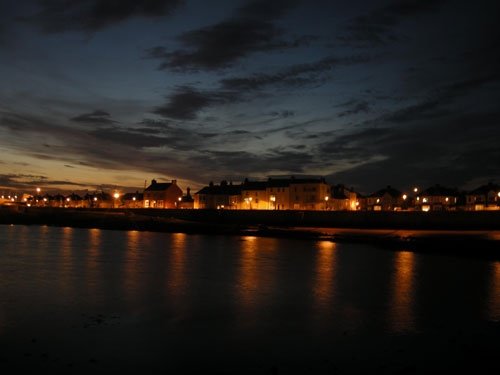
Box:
[0,225,498,374]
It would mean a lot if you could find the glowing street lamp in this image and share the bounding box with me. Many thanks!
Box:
[270,195,276,210]
[402,194,407,200]
[113,192,120,208]
[324,196,329,210]
[413,187,418,193]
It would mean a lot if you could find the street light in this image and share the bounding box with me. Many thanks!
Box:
[113,192,120,208]
[324,196,329,210]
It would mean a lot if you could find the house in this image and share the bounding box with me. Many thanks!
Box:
[269,176,332,210]
[288,177,330,210]
[195,181,242,209]
[241,179,269,209]
[144,179,183,209]
[178,187,194,209]
[266,178,292,210]
[65,193,85,208]
[330,184,359,211]
[465,182,500,211]
[122,191,144,208]
[415,184,459,211]
[366,186,403,211]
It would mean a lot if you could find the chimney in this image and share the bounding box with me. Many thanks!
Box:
[172,179,177,184]
[187,187,191,197]
[151,179,157,185]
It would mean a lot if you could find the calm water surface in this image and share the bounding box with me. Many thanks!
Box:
[0,225,498,374]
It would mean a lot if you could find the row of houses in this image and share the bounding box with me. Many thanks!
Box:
[2,179,500,212]
[142,177,500,212]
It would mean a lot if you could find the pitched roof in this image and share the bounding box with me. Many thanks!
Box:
[369,186,402,198]
[242,180,268,191]
[145,182,173,192]
[196,184,242,195]
[421,184,459,196]
[469,182,499,195]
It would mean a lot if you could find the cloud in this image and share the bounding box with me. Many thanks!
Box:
[147,0,302,71]
[152,54,370,121]
[339,0,446,46]
[220,55,368,90]
[70,109,118,125]
[323,110,500,193]
[191,147,315,177]
[337,100,371,117]
[153,86,237,120]
[0,173,90,190]
[25,0,184,33]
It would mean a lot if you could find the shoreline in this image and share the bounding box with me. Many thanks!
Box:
[1,206,499,259]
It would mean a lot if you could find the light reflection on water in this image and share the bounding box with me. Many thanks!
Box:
[167,232,188,301]
[313,241,337,319]
[0,225,499,373]
[389,250,416,333]
[489,262,500,321]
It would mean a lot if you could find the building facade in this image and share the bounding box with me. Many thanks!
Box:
[143,179,183,209]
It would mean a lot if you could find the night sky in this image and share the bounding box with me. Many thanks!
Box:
[1,0,499,194]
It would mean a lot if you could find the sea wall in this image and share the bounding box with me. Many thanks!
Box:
[1,206,500,230]
[135,208,500,230]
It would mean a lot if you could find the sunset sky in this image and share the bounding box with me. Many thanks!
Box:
[1,0,499,194]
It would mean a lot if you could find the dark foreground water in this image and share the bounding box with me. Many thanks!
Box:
[0,225,498,374]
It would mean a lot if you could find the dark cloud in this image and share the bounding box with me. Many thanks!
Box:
[153,86,237,120]
[147,0,302,71]
[323,110,500,193]
[0,173,89,189]
[384,74,499,124]
[192,148,314,176]
[269,110,295,118]
[25,0,183,33]
[221,55,368,90]
[70,110,118,125]
[337,100,371,117]
[339,0,445,46]
[88,126,168,148]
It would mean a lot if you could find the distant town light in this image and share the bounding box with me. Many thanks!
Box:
[413,187,418,193]
[94,197,98,201]
[325,196,329,201]
[178,197,182,201]
[113,193,120,199]
[422,198,428,203]
[132,197,136,201]
[43,198,47,202]
[66,197,71,202]
[498,192,500,198]
[36,187,41,193]
[402,194,407,200]
[445,197,449,202]
[376,198,380,203]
